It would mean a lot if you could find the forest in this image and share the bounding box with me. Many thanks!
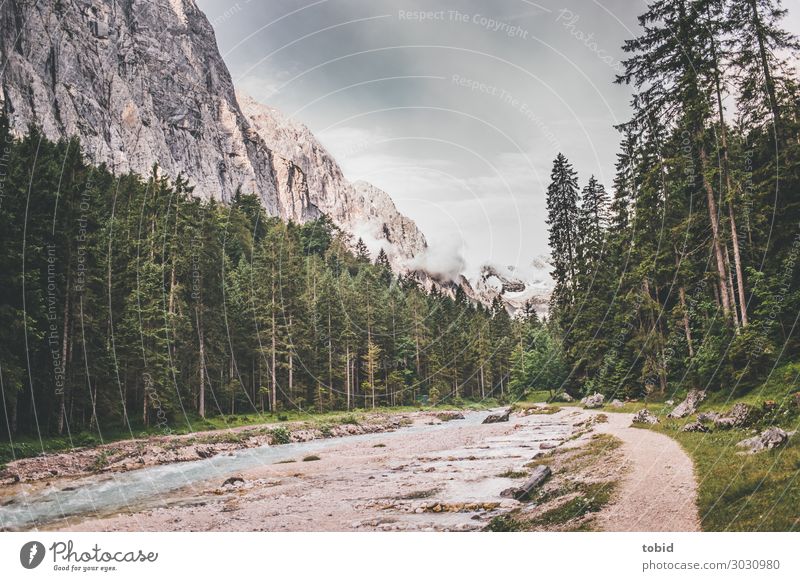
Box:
[3,0,800,441]
[0,115,542,438]
[533,0,800,401]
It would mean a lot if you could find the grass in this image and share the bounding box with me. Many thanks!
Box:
[571,375,800,531]
[528,482,616,527]
[592,400,673,415]
[400,488,440,500]
[585,373,799,532]
[702,363,800,414]
[646,418,800,531]
[519,390,555,404]
[510,401,561,415]
[268,427,292,445]
[497,470,528,479]
[484,514,527,532]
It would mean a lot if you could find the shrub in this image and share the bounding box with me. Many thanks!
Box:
[269,427,291,445]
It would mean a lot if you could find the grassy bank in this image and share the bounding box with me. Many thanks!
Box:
[651,421,799,531]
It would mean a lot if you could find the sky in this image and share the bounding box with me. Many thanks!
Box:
[197,0,800,278]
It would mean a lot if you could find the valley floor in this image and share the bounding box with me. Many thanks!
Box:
[1,407,701,532]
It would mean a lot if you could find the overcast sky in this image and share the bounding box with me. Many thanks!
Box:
[197,0,800,278]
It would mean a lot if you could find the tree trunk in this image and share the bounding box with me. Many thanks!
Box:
[57,267,71,435]
[345,344,351,411]
[271,306,277,413]
[229,352,235,415]
[327,310,334,408]
[724,244,739,329]
[749,0,781,126]
[678,286,694,358]
[709,22,749,328]
[698,145,734,320]
[729,202,748,326]
[198,310,206,418]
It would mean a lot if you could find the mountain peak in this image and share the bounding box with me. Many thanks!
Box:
[0,0,427,272]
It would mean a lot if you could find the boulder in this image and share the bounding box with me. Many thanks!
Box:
[583,393,605,409]
[668,390,706,418]
[729,403,752,425]
[555,392,574,402]
[697,411,721,423]
[482,408,512,424]
[682,421,710,433]
[632,409,659,425]
[713,417,737,430]
[610,399,625,408]
[222,476,245,487]
[713,403,753,429]
[736,427,789,454]
[435,411,465,421]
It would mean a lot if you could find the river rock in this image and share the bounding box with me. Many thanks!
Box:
[482,409,512,424]
[195,446,214,459]
[435,411,465,421]
[222,476,245,487]
[582,393,605,409]
[632,409,659,425]
[668,390,706,418]
[682,421,710,433]
[736,427,789,454]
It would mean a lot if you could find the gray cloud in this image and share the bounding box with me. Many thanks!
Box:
[198,0,799,274]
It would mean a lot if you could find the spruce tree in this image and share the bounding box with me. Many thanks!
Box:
[545,153,580,313]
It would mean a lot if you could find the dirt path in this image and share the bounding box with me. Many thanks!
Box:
[593,411,701,532]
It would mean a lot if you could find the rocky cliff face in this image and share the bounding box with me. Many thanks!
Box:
[0,0,281,205]
[0,0,424,268]
[238,94,427,267]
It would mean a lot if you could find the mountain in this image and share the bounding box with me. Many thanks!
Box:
[0,0,549,311]
[468,258,554,316]
[0,0,424,269]
[237,94,427,268]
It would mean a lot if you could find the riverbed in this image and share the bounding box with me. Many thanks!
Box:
[1,407,590,532]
